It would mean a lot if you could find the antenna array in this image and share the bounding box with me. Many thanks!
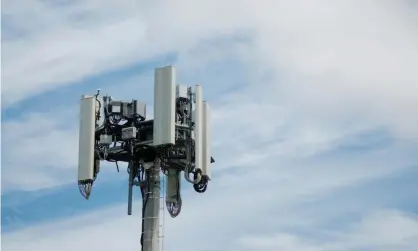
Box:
[77,66,214,251]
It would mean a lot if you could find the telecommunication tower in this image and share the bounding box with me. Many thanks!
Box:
[77,66,214,251]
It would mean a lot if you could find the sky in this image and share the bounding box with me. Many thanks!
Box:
[1,0,418,250]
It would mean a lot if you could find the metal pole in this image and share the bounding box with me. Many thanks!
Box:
[142,157,161,251]
[127,161,134,215]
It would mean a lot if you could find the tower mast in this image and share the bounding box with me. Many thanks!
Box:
[141,157,161,251]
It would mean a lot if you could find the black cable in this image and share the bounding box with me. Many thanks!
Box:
[193,170,208,193]
[95,92,101,122]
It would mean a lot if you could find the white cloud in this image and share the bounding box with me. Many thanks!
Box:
[3,161,417,251]
[1,0,249,107]
[234,210,418,250]
[247,0,418,139]
[2,1,418,250]
[339,210,418,249]
[3,0,417,139]
[1,110,77,190]
[1,106,123,191]
[2,0,417,190]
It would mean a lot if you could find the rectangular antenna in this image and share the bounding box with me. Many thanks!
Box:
[195,85,203,171]
[78,95,96,182]
[202,101,211,179]
[153,66,176,146]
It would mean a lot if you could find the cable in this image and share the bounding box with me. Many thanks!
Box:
[184,164,201,184]
[193,169,208,193]
[95,91,102,122]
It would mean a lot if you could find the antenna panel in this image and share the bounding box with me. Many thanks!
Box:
[176,84,188,99]
[78,95,96,182]
[153,66,176,146]
[202,101,211,179]
[194,85,203,171]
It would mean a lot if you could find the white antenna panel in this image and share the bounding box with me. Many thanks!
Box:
[176,84,188,99]
[153,66,176,146]
[78,95,96,182]
[202,101,211,179]
[194,85,203,171]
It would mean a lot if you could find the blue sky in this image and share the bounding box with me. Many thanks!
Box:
[2,1,418,250]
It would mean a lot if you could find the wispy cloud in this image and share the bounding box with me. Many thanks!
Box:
[4,1,417,133]
[1,0,418,251]
[3,162,418,250]
[235,210,418,251]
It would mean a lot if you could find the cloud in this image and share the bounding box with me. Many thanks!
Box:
[3,0,417,139]
[1,109,77,190]
[1,0,250,107]
[3,159,418,251]
[235,210,418,251]
[1,105,123,191]
[2,0,417,190]
[247,0,418,139]
[2,1,418,251]
[2,0,147,106]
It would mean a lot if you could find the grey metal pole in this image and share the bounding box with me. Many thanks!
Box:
[127,161,134,215]
[142,157,161,251]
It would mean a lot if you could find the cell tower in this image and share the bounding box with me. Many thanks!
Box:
[77,66,214,251]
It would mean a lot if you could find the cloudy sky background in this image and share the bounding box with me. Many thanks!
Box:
[1,0,418,250]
